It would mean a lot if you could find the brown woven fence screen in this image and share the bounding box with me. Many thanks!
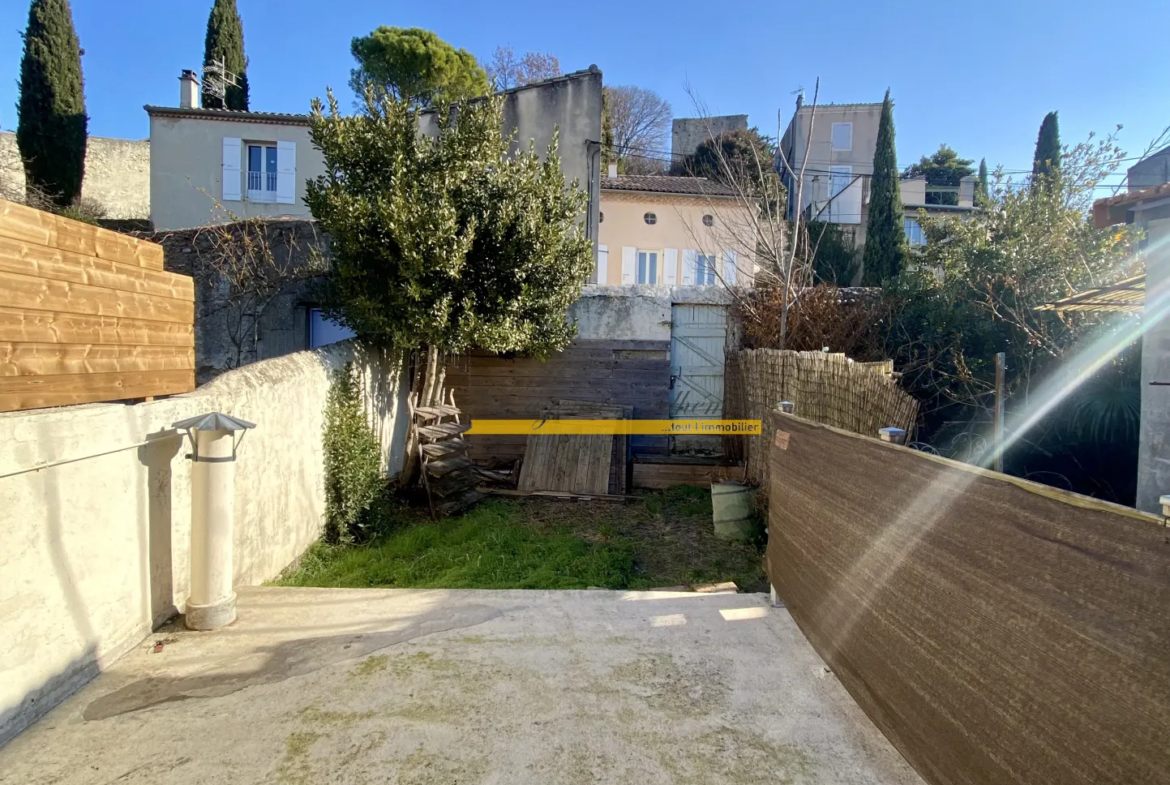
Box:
[766,413,1170,785]
[724,349,918,491]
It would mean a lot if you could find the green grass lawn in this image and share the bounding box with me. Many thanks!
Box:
[276,485,766,592]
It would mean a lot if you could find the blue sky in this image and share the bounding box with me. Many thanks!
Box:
[3,0,1169,187]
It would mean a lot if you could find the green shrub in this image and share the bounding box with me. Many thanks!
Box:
[322,363,384,543]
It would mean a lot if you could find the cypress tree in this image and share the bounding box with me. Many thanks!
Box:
[1032,111,1061,188]
[16,0,87,208]
[977,158,990,203]
[861,89,907,286]
[202,0,249,110]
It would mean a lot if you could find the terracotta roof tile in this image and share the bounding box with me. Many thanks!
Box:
[601,175,740,197]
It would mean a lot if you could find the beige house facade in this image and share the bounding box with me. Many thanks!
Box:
[596,172,756,288]
[147,90,324,230]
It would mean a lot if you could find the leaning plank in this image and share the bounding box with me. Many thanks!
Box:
[0,308,193,347]
[1,270,193,324]
[0,237,193,301]
[0,343,194,377]
[517,400,617,495]
[0,368,194,412]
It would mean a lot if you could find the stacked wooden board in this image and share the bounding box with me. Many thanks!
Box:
[414,403,483,517]
[0,200,194,412]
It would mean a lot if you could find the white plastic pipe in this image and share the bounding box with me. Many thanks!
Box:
[186,428,237,630]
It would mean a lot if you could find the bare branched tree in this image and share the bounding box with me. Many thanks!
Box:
[485,46,561,90]
[604,85,671,173]
[183,201,329,371]
[677,79,821,349]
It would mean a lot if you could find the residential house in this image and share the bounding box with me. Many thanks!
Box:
[779,96,975,268]
[595,167,755,287]
[146,71,325,231]
[147,68,602,238]
[1084,182,1170,513]
[1126,145,1170,191]
[145,67,603,376]
[899,176,977,249]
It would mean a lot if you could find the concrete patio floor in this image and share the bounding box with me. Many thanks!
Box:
[0,587,923,785]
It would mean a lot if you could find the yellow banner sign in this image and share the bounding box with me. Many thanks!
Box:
[467,419,762,435]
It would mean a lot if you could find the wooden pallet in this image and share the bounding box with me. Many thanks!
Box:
[411,396,482,518]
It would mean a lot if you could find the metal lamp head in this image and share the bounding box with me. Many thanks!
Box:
[172,412,256,462]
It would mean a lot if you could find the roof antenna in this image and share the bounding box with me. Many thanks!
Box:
[201,57,240,104]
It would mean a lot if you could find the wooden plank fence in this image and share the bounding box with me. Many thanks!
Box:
[0,200,194,412]
[444,339,671,466]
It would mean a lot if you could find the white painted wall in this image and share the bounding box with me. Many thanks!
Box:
[0,341,409,745]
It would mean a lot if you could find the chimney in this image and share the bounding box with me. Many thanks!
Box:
[179,70,200,109]
[795,90,804,112]
[607,162,618,179]
[959,176,976,208]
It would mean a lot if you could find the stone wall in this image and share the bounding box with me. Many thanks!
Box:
[0,340,409,746]
[0,132,150,220]
[152,218,330,383]
[670,115,748,161]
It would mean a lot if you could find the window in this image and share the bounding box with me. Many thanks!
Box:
[702,214,714,227]
[695,253,717,286]
[904,218,927,247]
[637,250,658,284]
[247,144,279,201]
[831,122,852,152]
[307,308,356,348]
[599,212,604,223]
[644,212,657,225]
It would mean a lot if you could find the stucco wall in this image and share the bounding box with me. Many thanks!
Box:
[1136,216,1170,512]
[148,115,326,231]
[0,132,150,219]
[0,341,409,745]
[598,190,755,285]
[570,285,736,342]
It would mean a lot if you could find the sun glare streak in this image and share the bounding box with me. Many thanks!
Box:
[815,236,1168,655]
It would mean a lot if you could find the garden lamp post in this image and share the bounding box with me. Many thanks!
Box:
[173,412,255,631]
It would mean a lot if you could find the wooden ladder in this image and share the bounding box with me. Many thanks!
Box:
[411,395,483,518]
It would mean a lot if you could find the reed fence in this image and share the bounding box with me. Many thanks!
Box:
[725,349,918,490]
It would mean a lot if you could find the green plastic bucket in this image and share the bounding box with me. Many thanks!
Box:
[711,481,756,541]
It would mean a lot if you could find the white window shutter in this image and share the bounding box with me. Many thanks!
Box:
[663,248,678,285]
[681,249,696,285]
[276,141,297,204]
[621,247,636,285]
[222,137,242,201]
[596,244,608,285]
[723,251,738,286]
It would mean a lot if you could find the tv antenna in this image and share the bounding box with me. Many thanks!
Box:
[201,58,240,101]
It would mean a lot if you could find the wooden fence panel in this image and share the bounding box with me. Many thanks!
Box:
[0,200,193,412]
[445,340,672,464]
